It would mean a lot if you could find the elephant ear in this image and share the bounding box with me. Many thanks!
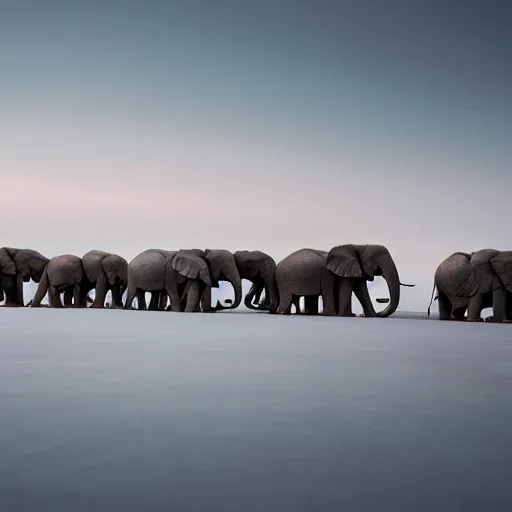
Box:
[13,250,32,282]
[326,245,363,277]
[26,250,49,282]
[0,248,17,275]
[103,254,127,286]
[470,249,499,294]
[490,250,512,292]
[172,252,212,286]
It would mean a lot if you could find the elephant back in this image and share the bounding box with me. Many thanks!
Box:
[47,254,83,287]
[276,248,328,283]
[103,254,128,286]
[489,250,512,293]
[435,252,478,297]
[128,249,175,291]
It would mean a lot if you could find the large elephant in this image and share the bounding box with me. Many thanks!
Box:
[275,245,413,317]
[275,249,336,315]
[31,254,84,308]
[0,247,49,306]
[233,250,279,313]
[431,249,512,322]
[125,248,242,313]
[125,249,183,311]
[80,250,128,308]
[326,244,414,318]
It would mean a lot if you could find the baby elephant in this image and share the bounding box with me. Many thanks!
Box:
[31,254,84,308]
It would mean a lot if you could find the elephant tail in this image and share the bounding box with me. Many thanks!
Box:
[31,268,49,307]
[427,282,438,317]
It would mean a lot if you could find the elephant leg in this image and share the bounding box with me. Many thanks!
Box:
[110,285,123,308]
[320,275,335,316]
[165,281,181,312]
[52,287,63,308]
[92,274,108,308]
[73,282,82,308]
[353,279,376,318]
[437,291,452,320]
[158,292,168,310]
[31,271,49,307]
[148,291,161,311]
[15,273,24,306]
[124,283,137,310]
[467,294,483,322]
[63,288,73,307]
[277,288,293,315]
[184,281,202,312]
[292,296,301,314]
[137,290,147,310]
[165,282,181,312]
[336,278,355,317]
[493,287,507,323]
[200,285,212,312]
[304,295,318,315]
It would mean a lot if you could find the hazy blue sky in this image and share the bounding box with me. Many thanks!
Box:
[2,1,512,311]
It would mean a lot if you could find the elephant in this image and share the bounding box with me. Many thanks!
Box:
[31,254,84,308]
[80,250,128,308]
[125,249,183,311]
[430,249,512,322]
[275,249,336,315]
[197,249,242,312]
[275,245,413,317]
[125,248,242,313]
[0,247,49,306]
[233,250,279,313]
[326,244,414,318]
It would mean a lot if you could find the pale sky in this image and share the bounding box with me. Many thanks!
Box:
[2,0,512,312]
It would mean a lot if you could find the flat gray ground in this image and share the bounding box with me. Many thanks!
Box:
[0,309,511,511]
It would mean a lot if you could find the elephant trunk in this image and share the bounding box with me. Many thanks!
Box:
[375,258,401,318]
[215,272,242,311]
[244,282,264,310]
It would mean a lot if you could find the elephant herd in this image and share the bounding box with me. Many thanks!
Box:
[0,244,415,317]
[1,244,511,323]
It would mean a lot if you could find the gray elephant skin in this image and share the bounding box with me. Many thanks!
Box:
[125,249,242,313]
[31,254,84,308]
[432,249,512,322]
[80,250,128,308]
[275,245,413,317]
[0,247,49,306]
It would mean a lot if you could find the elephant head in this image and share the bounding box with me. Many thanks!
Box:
[13,249,49,283]
[203,249,242,311]
[326,244,414,317]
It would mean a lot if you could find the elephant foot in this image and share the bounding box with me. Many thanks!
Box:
[466,318,483,322]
